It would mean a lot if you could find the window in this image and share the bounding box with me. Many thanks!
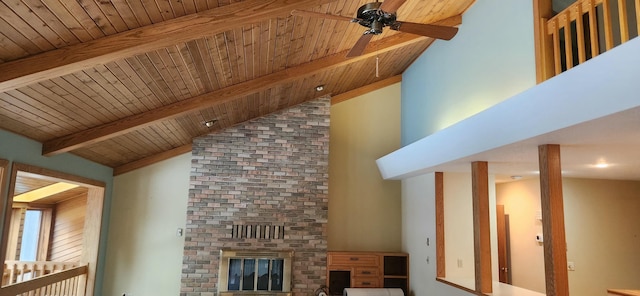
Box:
[6,207,52,262]
[19,210,42,261]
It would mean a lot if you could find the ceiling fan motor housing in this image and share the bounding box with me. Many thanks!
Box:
[356,2,397,34]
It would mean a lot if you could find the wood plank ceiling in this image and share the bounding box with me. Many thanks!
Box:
[0,0,474,175]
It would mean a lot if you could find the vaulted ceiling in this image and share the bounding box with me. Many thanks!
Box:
[0,0,475,175]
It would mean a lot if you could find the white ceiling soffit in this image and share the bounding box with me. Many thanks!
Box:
[377,37,640,180]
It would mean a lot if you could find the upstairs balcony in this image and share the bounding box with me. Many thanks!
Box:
[534,0,639,82]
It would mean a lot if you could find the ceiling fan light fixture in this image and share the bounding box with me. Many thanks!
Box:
[370,20,383,34]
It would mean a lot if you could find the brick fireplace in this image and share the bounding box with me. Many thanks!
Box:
[181,97,330,296]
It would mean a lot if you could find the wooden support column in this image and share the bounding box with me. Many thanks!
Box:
[435,172,446,278]
[538,144,569,296]
[471,161,492,294]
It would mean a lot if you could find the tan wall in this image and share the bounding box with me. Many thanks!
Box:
[495,178,545,293]
[496,178,640,295]
[564,178,640,295]
[328,83,402,251]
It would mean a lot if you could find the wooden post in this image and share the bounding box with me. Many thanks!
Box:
[533,0,555,83]
[538,144,569,296]
[0,161,15,270]
[618,0,630,42]
[636,0,640,39]
[588,0,600,58]
[603,0,615,50]
[471,162,492,294]
[435,172,446,278]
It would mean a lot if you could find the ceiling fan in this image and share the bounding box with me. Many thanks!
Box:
[291,0,459,57]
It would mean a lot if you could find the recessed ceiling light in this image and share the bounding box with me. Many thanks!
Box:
[510,175,523,180]
[315,85,325,92]
[594,163,609,168]
[203,120,217,128]
[591,159,611,168]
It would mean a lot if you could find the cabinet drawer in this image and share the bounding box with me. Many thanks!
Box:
[353,277,380,288]
[354,267,379,277]
[329,253,379,266]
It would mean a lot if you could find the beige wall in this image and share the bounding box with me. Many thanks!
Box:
[102,153,191,296]
[564,178,640,295]
[442,172,499,287]
[496,178,640,295]
[495,178,545,293]
[443,172,475,279]
[328,83,402,251]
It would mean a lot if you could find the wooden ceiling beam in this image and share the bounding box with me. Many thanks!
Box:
[42,33,427,156]
[42,14,462,157]
[114,74,402,175]
[0,0,337,93]
[108,15,462,174]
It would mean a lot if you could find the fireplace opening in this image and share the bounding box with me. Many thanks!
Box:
[218,250,293,295]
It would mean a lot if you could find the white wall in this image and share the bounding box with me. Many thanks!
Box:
[102,153,191,296]
[400,0,536,295]
[401,0,536,145]
[402,173,471,296]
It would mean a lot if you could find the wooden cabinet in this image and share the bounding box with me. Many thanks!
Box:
[327,252,409,295]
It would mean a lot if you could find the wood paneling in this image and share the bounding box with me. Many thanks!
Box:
[0,0,474,172]
[41,33,429,157]
[49,195,87,262]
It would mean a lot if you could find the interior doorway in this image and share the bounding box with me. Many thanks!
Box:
[1,162,105,296]
[496,205,512,284]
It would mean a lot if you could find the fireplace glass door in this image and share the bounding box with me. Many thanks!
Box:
[227,258,285,292]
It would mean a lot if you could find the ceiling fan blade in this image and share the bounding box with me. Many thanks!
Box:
[291,10,355,22]
[392,22,459,40]
[346,34,374,58]
[379,0,407,13]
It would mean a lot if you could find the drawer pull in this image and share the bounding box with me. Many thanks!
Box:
[361,271,371,275]
[362,282,371,285]
[350,257,359,261]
